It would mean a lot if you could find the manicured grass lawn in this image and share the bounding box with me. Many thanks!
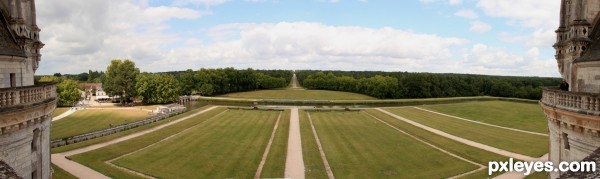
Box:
[71,107,228,178]
[299,110,328,178]
[51,109,152,140]
[52,107,70,117]
[420,101,548,133]
[51,164,77,179]
[112,109,284,178]
[220,89,376,100]
[260,109,290,178]
[51,105,212,153]
[308,111,478,178]
[383,107,548,157]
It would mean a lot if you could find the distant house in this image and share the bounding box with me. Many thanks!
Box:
[80,83,105,96]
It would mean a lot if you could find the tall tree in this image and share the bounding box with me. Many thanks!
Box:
[57,79,81,106]
[136,73,182,104]
[103,59,140,103]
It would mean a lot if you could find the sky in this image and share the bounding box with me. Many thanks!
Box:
[36,0,561,77]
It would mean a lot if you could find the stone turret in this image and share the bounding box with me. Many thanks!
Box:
[542,0,600,178]
[0,0,56,179]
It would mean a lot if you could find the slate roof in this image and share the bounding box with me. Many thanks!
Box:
[559,147,600,178]
[0,11,26,58]
[0,161,22,179]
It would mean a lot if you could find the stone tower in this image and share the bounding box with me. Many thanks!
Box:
[0,0,57,178]
[542,0,600,178]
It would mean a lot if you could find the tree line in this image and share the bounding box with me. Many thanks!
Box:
[297,70,560,100]
[38,59,290,106]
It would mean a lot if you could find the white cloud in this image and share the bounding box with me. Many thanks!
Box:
[448,0,461,5]
[477,0,559,29]
[469,21,492,33]
[454,9,479,19]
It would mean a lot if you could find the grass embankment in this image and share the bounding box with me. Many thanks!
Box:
[52,107,70,117]
[383,107,548,157]
[112,109,283,178]
[51,164,77,179]
[51,109,151,140]
[307,111,478,178]
[364,109,509,178]
[51,105,212,153]
[219,89,376,100]
[421,101,548,133]
[71,107,227,178]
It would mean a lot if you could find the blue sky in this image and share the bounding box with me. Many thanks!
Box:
[36,0,561,77]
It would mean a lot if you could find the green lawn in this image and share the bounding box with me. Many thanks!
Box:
[260,109,290,178]
[51,164,77,179]
[420,101,548,133]
[219,89,376,100]
[51,105,212,153]
[383,107,548,157]
[71,107,228,178]
[52,107,70,117]
[307,111,478,178]
[51,109,152,140]
[112,109,284,178]
[299,110,329,178]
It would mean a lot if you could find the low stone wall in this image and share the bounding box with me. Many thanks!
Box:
[50,108,186,148]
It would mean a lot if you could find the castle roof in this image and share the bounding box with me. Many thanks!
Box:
[0,11,26,58]
[0,161,22,179]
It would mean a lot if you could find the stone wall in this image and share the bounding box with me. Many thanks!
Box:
[0,115,51,179]
[575,62,600,93]
[0,57,34,88]
[542,102,600,178]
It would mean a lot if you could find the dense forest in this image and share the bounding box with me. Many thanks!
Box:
[296,70,560,100]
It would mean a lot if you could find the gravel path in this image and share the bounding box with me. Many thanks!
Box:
[285,108,305,179]
[375,108,538,161]
[52,106,219,178]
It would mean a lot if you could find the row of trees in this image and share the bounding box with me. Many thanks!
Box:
[100,60,290,104]
[297,70,560,100]
[174,68,289,96]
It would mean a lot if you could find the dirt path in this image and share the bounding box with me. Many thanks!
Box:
[412,107,547,136]
[52,106,219,178]
[306,112,335,179]
[285,108,305,179]
[254,112,283,178]
[290,73,302,89]
[375,108,538,161]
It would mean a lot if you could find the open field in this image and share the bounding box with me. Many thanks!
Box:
[112,109,284,178]
[51,109,151,140]
[52,107,70,117]
[383,107,548,157]
[51,105,212,153]
[420,101,548,133]
[305,111,478,178]
[70,107,228,178]
[219,89,376,100]
[71,108,288,178]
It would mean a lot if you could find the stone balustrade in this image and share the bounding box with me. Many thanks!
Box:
[0,83,56,109]
[541,87,600,115]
